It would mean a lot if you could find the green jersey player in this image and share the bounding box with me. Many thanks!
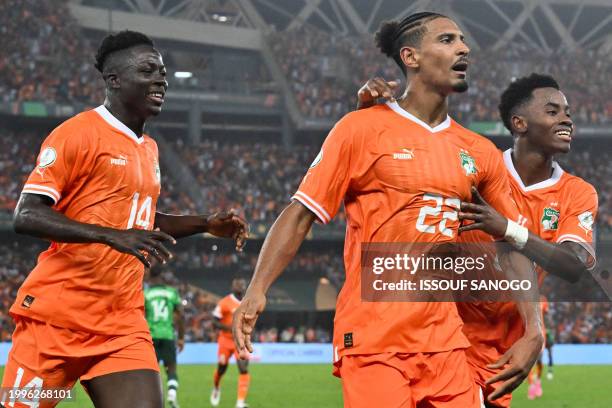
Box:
[145,267,185,408]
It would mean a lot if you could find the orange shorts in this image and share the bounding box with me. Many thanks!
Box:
[0,317,159,408]
[217,336,248,364]
[338,350,482,408]
[467,357,512,408]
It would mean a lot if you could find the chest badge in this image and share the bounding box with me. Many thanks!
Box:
[541,207,560,230]
[459,149,477,175]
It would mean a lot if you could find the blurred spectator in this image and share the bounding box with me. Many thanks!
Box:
[172,138,347,226]
[0,0,104,106]
[270,27,611,124]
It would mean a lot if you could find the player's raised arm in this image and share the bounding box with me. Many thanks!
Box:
[154,210,249,251]
[458,186,596,283]
[14,193,176,268]
[233,202,317,358]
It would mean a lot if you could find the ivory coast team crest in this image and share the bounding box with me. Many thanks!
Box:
[459,150,477,175]
[541,207,560,230]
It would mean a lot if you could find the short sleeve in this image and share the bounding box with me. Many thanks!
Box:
[556,182,598,268]
[291,116,356,224]
[212,302,223,319]
[21,126,88,205]
[172,288,181,310]
[478,148,520,221]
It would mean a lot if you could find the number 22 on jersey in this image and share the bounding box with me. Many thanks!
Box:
[416,193,461,238]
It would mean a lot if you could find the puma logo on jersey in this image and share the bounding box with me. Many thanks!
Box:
[393,148,414,160]
[110,155,128,166]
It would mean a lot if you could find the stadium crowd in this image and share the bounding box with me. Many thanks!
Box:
[1,128,610,231]
[3,3,609,127]
[0,0,104,106]
[270,27,611,124]
[172,138,347,226]
[0,0,271,106]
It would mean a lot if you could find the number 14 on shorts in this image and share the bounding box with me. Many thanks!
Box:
[1,367,73,407]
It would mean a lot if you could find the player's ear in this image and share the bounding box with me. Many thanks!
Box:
[104,71,120,89]
[399,46,419,70]
[511,114,527,135]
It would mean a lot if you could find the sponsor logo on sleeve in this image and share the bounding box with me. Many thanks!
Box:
[578,211,594,233]
[154,161,161,183]
[38,147,57,168]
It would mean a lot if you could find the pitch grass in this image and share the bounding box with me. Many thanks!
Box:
[1,364,610,407]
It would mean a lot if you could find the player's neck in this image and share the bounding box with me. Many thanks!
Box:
[397,82,449,128]
[512,144,555,187]
[104,100,146,138]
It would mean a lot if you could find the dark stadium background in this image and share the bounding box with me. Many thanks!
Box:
[0,2,610,406]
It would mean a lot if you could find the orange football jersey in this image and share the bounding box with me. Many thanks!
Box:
[11,105,161,335]
[213,294,241,342]
[292,102,520,365]
[460,148,598,367]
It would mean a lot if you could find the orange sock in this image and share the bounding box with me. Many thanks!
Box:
[213,369,222,388]
[536,362,542,379]
[237,373,250,401]
[527,369,535,385]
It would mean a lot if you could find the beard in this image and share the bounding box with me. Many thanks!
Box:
[452,79,469,93]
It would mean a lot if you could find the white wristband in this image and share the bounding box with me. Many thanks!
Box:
[504,220,529,250]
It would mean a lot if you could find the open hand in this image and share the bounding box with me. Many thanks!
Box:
[206,210,249,251]
[104,228,176,267]
[485,331,544,401]
[459,187,508,238]
[232,291,267,359]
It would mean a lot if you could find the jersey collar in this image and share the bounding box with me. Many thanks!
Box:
[386,101,451,133]
[503,148,564,192]
[94,105,144,145]
[230,293,241,303]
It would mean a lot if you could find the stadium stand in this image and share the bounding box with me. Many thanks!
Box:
[269,27,611,124]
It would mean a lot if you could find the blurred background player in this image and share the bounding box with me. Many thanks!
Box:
[544,306,555,381]
[355,72,597,407]
[527,295,554,399]
[145,266,185,408]
[234,12,542,408]
[211,278,250,408]
[0,30,248,408]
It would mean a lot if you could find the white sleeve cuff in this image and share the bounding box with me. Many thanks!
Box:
[22,184,61,204]
[291,191,331,224]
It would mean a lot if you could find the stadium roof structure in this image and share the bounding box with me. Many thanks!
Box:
[73,0,612,51]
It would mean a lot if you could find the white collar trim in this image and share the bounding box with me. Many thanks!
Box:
[94,105,143,144]
[230,293,241,303]
[386,101,451,133]
[503,149,564,192]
